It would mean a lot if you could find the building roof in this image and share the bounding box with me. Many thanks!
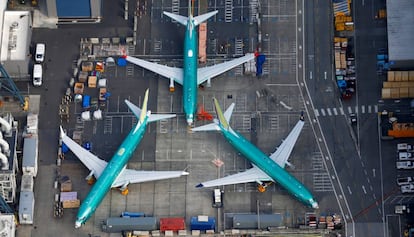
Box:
[387,0,414,64]
[0,11,31,62]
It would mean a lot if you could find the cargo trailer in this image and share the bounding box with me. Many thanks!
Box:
[233,214,283,229]
[102,217,157,233]
[22,137,38,177]
[19,191,34,224]
[190,216,215,231]
[160,217,185,232]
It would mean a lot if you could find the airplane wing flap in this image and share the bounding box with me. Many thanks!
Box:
[125,56,184,85]
[197,167,272,187]
[60,129,107,178]
[197,54,255,85]
[270,120,305,168]
[112,169,188,187]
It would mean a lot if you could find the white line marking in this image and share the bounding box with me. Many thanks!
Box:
[339,107,344,115]
[333,108,338,116]
[362,185,367,194]
[321,108,326,116]
[347,186,352,195]
[361,105,365,114]
[314,109,319,117]
[374,105,378,113]
[327,108,332,116]
[348,106,352,114]
[368,105,372,113]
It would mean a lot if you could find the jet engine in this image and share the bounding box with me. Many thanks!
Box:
[169,78,175,92]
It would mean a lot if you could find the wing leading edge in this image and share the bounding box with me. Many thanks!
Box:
[197,53,255,85]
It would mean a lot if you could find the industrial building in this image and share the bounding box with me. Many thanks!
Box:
[386,0,414,69]
[0,3,32,77]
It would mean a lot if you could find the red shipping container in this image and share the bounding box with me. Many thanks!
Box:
[160,217,185,231]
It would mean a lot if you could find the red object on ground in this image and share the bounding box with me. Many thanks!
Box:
[197,105,213,121]
[160,217,186,231]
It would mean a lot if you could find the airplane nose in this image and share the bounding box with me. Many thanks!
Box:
[187,118,193,126]
[75,222,81,228]
[312,202,319,209]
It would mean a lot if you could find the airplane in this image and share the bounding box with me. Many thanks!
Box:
[60,89,189,228]
[124,0,255,126]
[192,98,319,209]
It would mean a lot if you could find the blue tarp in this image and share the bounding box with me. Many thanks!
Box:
[117,58,127,66]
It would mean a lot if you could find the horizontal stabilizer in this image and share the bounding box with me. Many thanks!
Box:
[193,11,218,26]
[148,114,176,123]
[125,100,141,119]
[192,123,219,132]
[163,11,188,26]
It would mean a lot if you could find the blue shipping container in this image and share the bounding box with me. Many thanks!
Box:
[190,216,216,231]
[82,95,91,108]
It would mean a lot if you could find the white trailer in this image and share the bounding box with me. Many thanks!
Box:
[18,191,34,224]
[397,143,413,151]
[22,137,38,177]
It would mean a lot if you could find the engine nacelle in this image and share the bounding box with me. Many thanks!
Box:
[257,182,273,193]
[119,182,130,195]
[169,78,175,92]
[85,171,95,185]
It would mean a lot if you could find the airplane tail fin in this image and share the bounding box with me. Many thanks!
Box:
[213,98,231,130]
[163,0,217,27]
[192,99,235,132]
[125,90,176,124]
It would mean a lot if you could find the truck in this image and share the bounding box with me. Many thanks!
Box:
[212,189,223,208]
[397,161,414,170]
[398,143,413,151]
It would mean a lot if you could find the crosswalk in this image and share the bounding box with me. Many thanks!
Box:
[314,105,378,117]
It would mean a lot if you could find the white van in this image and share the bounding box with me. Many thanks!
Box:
[35,43,45,63]
[33,64,42,86]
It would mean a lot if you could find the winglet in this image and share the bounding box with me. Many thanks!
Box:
[140,89,149,123]
[59,126,66,139]
[213,98,229,130]
[195,183,204,188]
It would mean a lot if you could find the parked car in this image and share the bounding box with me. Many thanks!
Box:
[399,152,414,161]
[397,177,414,186]
[396,161,414,169]
[35,43,45,63]
[32,64,42,86]
[401,184,414,194]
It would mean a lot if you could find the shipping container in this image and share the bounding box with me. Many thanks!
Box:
[26,113,38,134]
[102,217,157,233]
[22,137,38,177]
[19,191,34,225]
[198,22,207,64]
[160,217,185,231]
[21,174,34,192]
[190,216,215,231]
[232,214,283,229]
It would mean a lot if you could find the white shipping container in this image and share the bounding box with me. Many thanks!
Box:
[60,191,78,201]
[19,191,34,225]
[26,113,38,134]
[22,137,38,177]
